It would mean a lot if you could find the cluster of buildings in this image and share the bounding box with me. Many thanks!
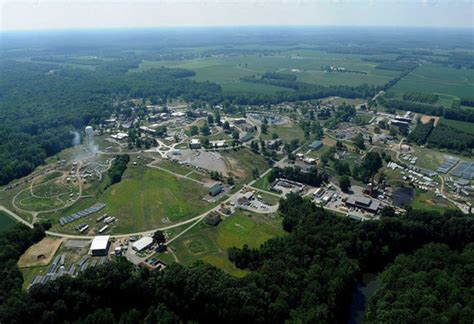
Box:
[389,112,412,129]
[271,178,305,194]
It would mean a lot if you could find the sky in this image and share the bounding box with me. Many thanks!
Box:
[0,0,473,31]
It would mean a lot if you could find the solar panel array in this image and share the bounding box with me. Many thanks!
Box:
[451,161,474,180]
[436,156,459,174]
[31,255,108,287]
[59,203,106,226]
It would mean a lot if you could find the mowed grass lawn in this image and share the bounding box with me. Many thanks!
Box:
[99,165,211,233]
[170,212,285,277]
[261,123,307,144]
[411,189,455,213]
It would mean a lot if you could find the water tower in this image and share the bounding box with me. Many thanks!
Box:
[85,126,95,152]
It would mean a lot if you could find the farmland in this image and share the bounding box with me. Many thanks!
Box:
[131,50,401,95]
[440,118,474,135]
[389,64,474,101]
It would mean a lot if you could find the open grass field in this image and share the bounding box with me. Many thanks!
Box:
[169,211,285,277]
[98,165,212,233]
[0,211,16,232]
[156,159,197,176]
[411,189,455,212]
[389,64,474,99]
[261,122,307,144]
[252,174,272,191]
[412,146,450,171]
[15,190,69,212]
[440,118,474,135]
[221,148,270,183]
[256,191,281,206]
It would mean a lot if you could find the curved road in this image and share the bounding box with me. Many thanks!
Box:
[2,117,302,241]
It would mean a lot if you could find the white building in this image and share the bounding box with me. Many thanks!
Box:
[189,138,201,149]
[90,235,110,256]
[111,132,128,140]
[132,236,154,252]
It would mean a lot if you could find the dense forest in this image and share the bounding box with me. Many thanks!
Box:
[107,154,130,186]
[366,243,474,323]
[407,121,434,145]
[0,195,473,323]
[428,124,474,152]
[408,121,474,152]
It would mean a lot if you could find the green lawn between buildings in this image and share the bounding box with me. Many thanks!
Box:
[44,164,215,234]
[167,211,286,277]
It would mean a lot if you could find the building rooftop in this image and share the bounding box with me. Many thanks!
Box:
[90,235,110,251]
[209,183,223,196]
[309,140,323,150]
[132,236,154,251]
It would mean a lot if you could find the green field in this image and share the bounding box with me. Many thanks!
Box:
[131,50,401,94]
[99,165,213,233]
[411,189,455,212]
[440,118,474,135]
[169,212,285,277]
[389,64,474,99]
[0,211,16,232]
[156,160,196,176]
[221,148,270,183]
[261,122,307,143]
[252,174,271,191]
[412,146,449,171]
[43,164,215,234]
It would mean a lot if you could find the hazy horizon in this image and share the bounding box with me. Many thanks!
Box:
[1,0,473,32]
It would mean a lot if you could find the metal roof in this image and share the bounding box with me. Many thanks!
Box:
[90,235,110,251]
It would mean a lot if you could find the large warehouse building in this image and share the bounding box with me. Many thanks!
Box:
[89,235,111,256]
[132,236,154,252]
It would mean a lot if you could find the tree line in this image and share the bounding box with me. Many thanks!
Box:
[380,97,474,123]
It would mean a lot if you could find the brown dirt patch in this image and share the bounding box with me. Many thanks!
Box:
[322,136,337,147]
[18,237,63,268]
[420,115,440,126]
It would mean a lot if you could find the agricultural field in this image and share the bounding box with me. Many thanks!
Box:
[131,50,401,95]
[389,63,474,100]
[168,211,286,277]
[440,118,474,136]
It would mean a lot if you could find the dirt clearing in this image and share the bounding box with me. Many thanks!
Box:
[18,237,63,268]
